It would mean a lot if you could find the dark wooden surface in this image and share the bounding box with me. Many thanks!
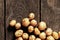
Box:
[41,0,60,32]
[6,0,40,40]
[0,0,4,40]
[0,0,60,40]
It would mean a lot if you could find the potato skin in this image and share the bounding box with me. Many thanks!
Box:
[9,20,16,26]
[29,13,35,20]
[28,26,34,33]
[34,27,40,35]
[29,35,35,40]
[15,30,23,37]
[52,31,59,39]
[45,28,53,36]
[16,37,23,40]
[30,19,37,26]
[22,33,29,39]
[39,32,46,40]
[22,18,30,27]
[36,38,41,40]
[47,36,55,40]
[38,21,47,30]
[15,23,21,29]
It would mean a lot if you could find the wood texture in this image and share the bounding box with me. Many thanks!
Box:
[41,0,60,32]
[0,0,4,40]
[6,0,40,40]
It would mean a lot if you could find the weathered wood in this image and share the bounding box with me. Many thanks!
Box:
[0,0,4,40]
[6,0,40,40]
[41,0,60,32]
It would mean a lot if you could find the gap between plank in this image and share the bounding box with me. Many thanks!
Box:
[4,0,6,40]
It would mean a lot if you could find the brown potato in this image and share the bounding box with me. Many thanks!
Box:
[22,18,30,27]
[47,36,55,40]
[38,21,47,30]
[16,37,23,40]
[36,38,41,40]
[28,13,35,20]
[9,20,16,26]
[34,27,40,35]
[52,31,59,39]
[30,19,37,26]
[15,30,23,37]
[39,32,46,40]
[29,35,35,40]
[45,28,53,36]
[15,23,21,29]
[28,26,34,33]
[22,33,29,39]
[58,31,60,38]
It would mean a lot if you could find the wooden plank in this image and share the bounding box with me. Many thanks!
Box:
[6,0,40,40]
[0,0,4,40]
[41,0,60,32]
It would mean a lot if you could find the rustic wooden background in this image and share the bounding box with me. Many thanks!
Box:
[0,0,60,40]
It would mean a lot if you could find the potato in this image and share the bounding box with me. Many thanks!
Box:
[34,27,40,35]
[46,28,53,36]
[38,21,47,30]
[15,30,23,37]
[9,20,16,26]
[36,38,41,40]
[29,13,35,20]
[22,33,29,39]
[15,23,21,29]
[39,32,46,40]
[28,26,34,33]
[30,19,37,26]
[22,18,30,27]
[29,35,35,40]
[16,37,23,40]
[52,31,59,39]
[47,36,55,40]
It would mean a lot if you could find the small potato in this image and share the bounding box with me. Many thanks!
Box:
[45,28,53,36]
[9,20,16,26]
[28,13,35,20]
[34,27,40,35]
[15,23,21,29]
[39,32,46,40]
[29,35,35,40]
[30,19,37,26]
[47,36,55,40]
[15,30,23,37]
[38,21,47,30]
[22,33,29,39]
[58,31,60,38]
[52,31,59,39]
[36,38,41,40]
[16,37,23,40]
[22,18,30,27]
[28,26,34,33]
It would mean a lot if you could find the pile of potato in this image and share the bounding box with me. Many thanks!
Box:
[9,13,60,40]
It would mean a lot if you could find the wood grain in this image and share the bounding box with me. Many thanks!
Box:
[41,0,60,32]
[6,0,40,40]
[0,0,4,40]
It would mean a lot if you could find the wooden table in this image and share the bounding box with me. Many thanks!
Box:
[0,0,60,40]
